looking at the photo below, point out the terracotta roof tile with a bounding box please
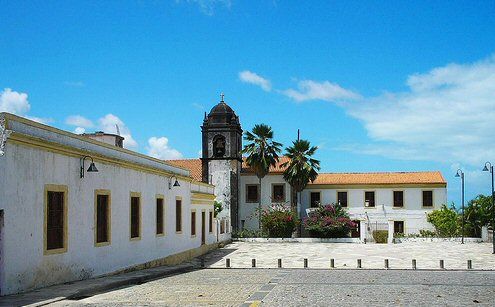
[167,159,203,182]
[241,156,290,173]
[310,171,446,185]
[167,157,446,186]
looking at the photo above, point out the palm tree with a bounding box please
[242,124,283,230]
[282,139,320,236]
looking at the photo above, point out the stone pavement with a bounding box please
[48,269,495,306]
[2,241,494,306]
[202,241,495,270]
[0,263,194,307]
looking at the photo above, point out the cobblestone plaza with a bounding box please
[204,242,495,270]
[41,241,495,306]
[50,269,495,306]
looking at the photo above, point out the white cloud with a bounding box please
[340,55,495,167]
[0,88,30,115]
[147,137,183,160]
[0,88,52,124]
[282,80,361,102]
[74,127,86,134]
[178,0,231,16]
[65,115,94,128]
[98,114,138,149]
[239,70,272,91]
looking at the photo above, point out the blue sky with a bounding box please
[1,1,495,205]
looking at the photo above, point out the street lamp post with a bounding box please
[455,169,465,244]
[482,162,494,254]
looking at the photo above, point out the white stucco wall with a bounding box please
[238,172,447,235]
[0,115,217,295]
[239,174,291,230]
[302,186,447,235]
[208,160,237,241]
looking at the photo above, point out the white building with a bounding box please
[169,100,448,242]
[0,113,219,296]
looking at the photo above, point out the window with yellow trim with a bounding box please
[209,210,213,233]
[130,196,140,239]
[176,199,182,232]
[191,211,196,236]
[156,198,164,235]
[46,191,65,250]
[96,193,110,244]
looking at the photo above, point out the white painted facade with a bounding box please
[239,174,291,230]
[302,186,447,241]
[207,159,237,242]
[0,113,218,295]
[239,173,447,240]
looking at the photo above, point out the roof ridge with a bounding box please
[318,171,442,174]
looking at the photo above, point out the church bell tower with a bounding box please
[201,94,242,231]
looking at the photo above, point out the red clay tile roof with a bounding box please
[167,158,446,186]
[167,159,203,182]
[310,171,446,185]
[241,156,291,173]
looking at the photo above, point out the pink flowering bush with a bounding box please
[260,204,300,238]
[303,203,357,238]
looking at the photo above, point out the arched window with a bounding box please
[213,135,226,157]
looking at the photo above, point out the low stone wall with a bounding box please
[394,237,483,243]
[234,238,361,243]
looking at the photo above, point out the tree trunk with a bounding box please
[291,186,297,213]
[290,185,299,238]
[296,191,302,237]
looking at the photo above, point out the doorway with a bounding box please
[351,220,360,238]
[201,211,206,245]
[394,221,405,235]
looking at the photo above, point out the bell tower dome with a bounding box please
[201,94,242,231]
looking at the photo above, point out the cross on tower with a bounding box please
[220,92,225,102]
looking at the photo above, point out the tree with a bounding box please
[427,204,459,237]
[241,124,282,229]
[282,139,320,236]
[464,194,493,237]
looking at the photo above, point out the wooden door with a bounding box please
[201,211,206,245]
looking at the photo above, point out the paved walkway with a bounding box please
[202,241,495,270]
[0,263,194,307]
[2,242,494,306]
[50,269,495,306]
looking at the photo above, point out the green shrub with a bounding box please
[373,230,388,243]
[214,201,222,218]
[419,229,436,237]
[427,205,459,237]
[232,229,266,238]
[260,204,300,238]
[464,194,493,237]
[303,203,357,238]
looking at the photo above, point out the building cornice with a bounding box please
[7,129,214,188]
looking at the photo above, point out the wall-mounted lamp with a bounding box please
[80,155,99,178]
[168,175,180,189]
